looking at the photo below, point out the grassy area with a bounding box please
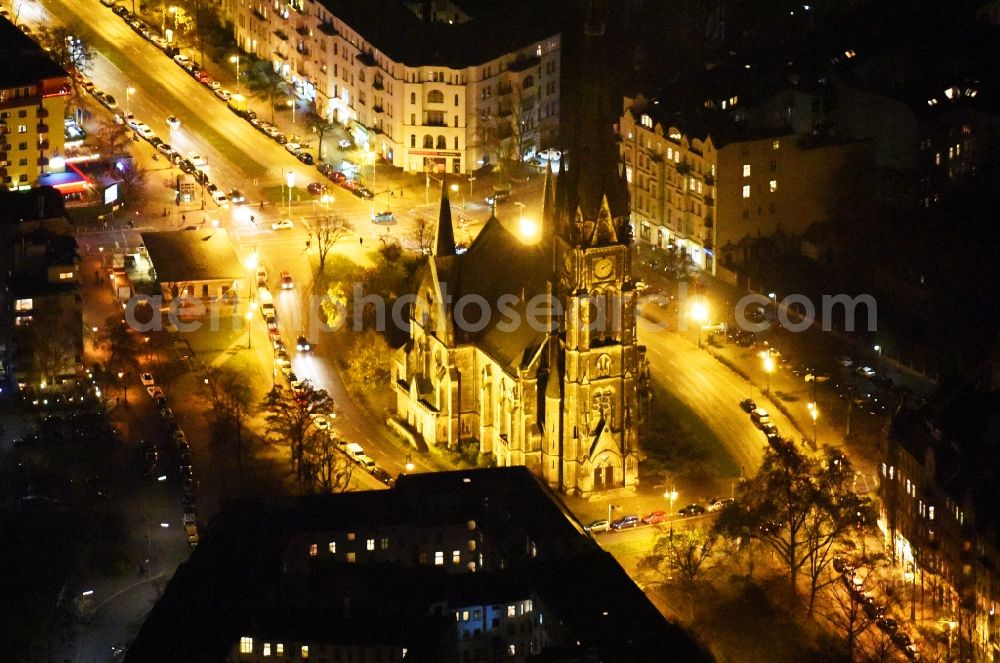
[643,379,740,481]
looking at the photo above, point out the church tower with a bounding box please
[542,0,647,495]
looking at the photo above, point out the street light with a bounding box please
[230,54,241,94]
[807,401,819,447]
[245,309,254,349]
[450,182,466,211]
[117,370,128,404]
[664,485,678,537]
[286,171,295,222]
[287,97,296,124]
[519,217,539,243]
[762,353,775,397]
[125,85,136,113]
[405,453,414,472]
[689,300,709,348]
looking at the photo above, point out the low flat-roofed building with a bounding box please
[140,230,248,304]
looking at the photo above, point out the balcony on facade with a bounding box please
[497,82,513,96]
[358,50,377,68]
[295,24,309,37]
[296,43,310,56]
[676,162,691,175]
[704,174,715,185]
[38,140,49,150]
[373,77,384,91]
[251,7,267,21]
[373,104,384,114]
[508,54,541,73]
[275,30,289,42]
[36,107,49,118]
[36,123,49,133]
[704,196,714,206]
[317,22,336,37]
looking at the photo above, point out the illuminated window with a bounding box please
[772,140,780,150]
[434,551,444,566]
[263,642,271,656]
[640,113,652,129]
[742,164,750,177]
[452,550,461,564]
[346,552,356,563]
[935,152,941,165]
[462,610,470,621]
[308,543,317,556]
[688,177,695,191]
[697,181,702,194]
[15,298,32,311]
[380,537,390,550]
[742,185,750,198]
[240,637,253,653]
[769,180,777,192]
[366,538,375,551]
[508,645,516,655]
[276,644,284,655]
[347,532,356,540]
[929,506,935,520]
[508,605,516,617]
[59,272,73,280]
[667,147,673,160]
[18,124,27,133]
[301,645,309,659]
[328,541,336,553]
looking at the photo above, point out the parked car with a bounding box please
[214,88,231,101]
[147,385,164,399]
[307,182,326,196]
[584,519,610,533]
[327,170,347,183]
[296,152,314,165]
[370,467,395,486]
[610,515,640,530]
[641,510,668,525]
[876,617,898,634]
[705,497,733,512]
[739,398,756,413]
[186,151,207,168]
[678,504,706,517]
[173,53,191,67]
[750,408,771,428]
[211,190,228,207]
[855,365,876,378]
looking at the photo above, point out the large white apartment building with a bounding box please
[224,0,561,174]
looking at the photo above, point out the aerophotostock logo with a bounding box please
[122,283,877,337]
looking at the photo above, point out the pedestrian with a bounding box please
[163,207,167,217]
[182,214,186,223]
[94,269,100,284]
[359,236,363,246]
[260,200,264,212]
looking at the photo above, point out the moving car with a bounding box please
[228,189,246,205]
[296,335,311,352]
[485,190,511,206]
[166,115,181,129]
[372,211,396,224]
[147,386,164,399]
[280,271,293,290]
[140,372,155,387]
[855,365,876,378]
[211,190,228,207]
[271,219,293,231]
[187,151,207,168]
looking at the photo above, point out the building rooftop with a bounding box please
[140,230,245,284]
[318,0,565,68]
[125,467,712,662]
[0,17,69,88]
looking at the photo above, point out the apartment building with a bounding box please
[0,17,73,190]
[880,389,1000,661]
[621,95,864,275]
[126,468,712,662]
[224,0,561,174]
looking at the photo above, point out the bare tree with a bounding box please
[408,216,434,254]
[261,381,336,489]
[639,528,721,586]
[14,298,79,388]
[308,115,339,164]
[36,24,95,78]
[247,60,289,124]
[301,431,353,494]
[203,365,255,471]
[94,118,133,161]
[314,213,353,272]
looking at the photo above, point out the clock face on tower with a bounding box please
[594,258,613,280]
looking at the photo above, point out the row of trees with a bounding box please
[639,446,897,660]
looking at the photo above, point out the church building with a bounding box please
[393,8,650,496]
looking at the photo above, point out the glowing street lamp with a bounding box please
[405,453,415,472]
[665,485,678,537]
[245,309,254,349]
[125,85,136,113]
[230,54,241,94]
[689,300,709,348]
[518,217,538,243]
[286,171,295,221]
[807,401,819,447]
[762,353,775,397]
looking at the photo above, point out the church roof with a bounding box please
[430,215,550,373]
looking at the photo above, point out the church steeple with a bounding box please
[542,162,556,240]
[434,179,456,257]
[553,0,630,248]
